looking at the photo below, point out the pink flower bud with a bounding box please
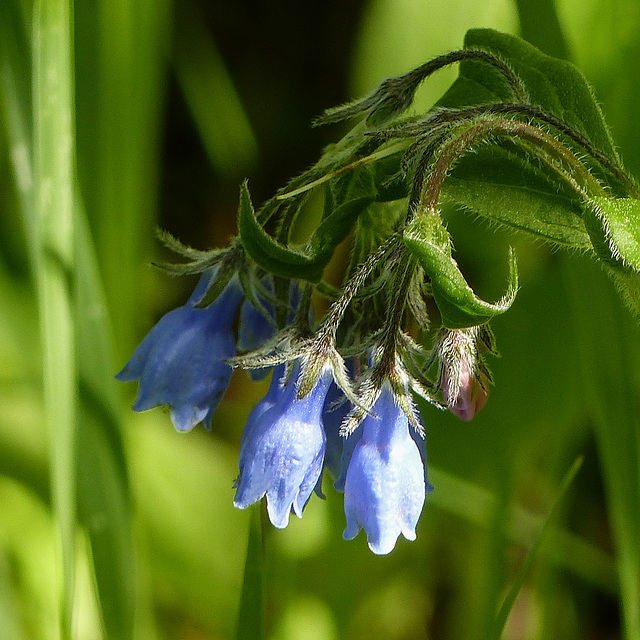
[442,358,489,421]
[437,327,492,421]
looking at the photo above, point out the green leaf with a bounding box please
[440,29,618,160]
[403,211,518,328]
[604,267,640,319]
[74,0,173,359]
[75,206,134,640]
[583,196,640,271]
[431,29,627,247]
[33,0,78,637]
[442,147,590,247]
[239,181,373,283]
[238,182,325,282]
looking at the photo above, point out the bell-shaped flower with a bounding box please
[116,269,243,431]
[233,363,332,528]
[238,364,286,454]
[343,385,427,554]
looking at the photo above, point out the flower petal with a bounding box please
[343,386,426,554]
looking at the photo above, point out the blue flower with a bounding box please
[343,385,428,554]
[116,269,243,431]
[322,379,361,491]
[237,283,277,355]
[238,364,286,454]
[233,363,332,528]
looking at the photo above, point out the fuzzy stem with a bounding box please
[316,234,400,344]
[418,104,639,197]
[374,249,418,384]
[418,118,605,217]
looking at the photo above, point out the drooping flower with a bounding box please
[233,363,333,528]
[116,269,243,431]
[238,364,286,454]
[343,384,428,555]
[237,282,278,355]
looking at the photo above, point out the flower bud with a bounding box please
[437,327,491,421]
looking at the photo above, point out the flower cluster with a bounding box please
[118,37,640,553]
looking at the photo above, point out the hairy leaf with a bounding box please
[584,196,640,271]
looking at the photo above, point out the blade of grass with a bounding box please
[75,199,135,640]
[33,0,77,637]
[235,505,264,640]
[74,0,173,359]
[74,0,173,629]
[5,6,139,635]
[428,466,616,593]
[563,255,640,640]
[0,0,34,259]
[487,456,584,640]
[0,555,27,640]
[173,0,258,178]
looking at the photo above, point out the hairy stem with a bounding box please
[418,118,605,217]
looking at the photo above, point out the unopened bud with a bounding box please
[442,356,489,421]
[437,327,492,421]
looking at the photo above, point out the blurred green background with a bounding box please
[1,0,640,638]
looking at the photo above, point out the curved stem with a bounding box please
[418,118,605,218]
[414,104,639,197]
[316,233,401,344]
[395,47,529,106]
[315,47,529,126]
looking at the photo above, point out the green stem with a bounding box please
[418,118,605,217]
[33,0,77,637]
[487,456,584,640]
[376,249,417,381]
[418,104,639,197]
[235,506,265,640]
[317,233,400,344]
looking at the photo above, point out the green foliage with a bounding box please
[437,29,632,240]
[441,148,591,246]
[564,256,640,640]
[404,212,518,328]
[235,507,264,640]
[237,180,353,283]
[440,28,618,157]
[32,2,77,637]
[584,196,640,270]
